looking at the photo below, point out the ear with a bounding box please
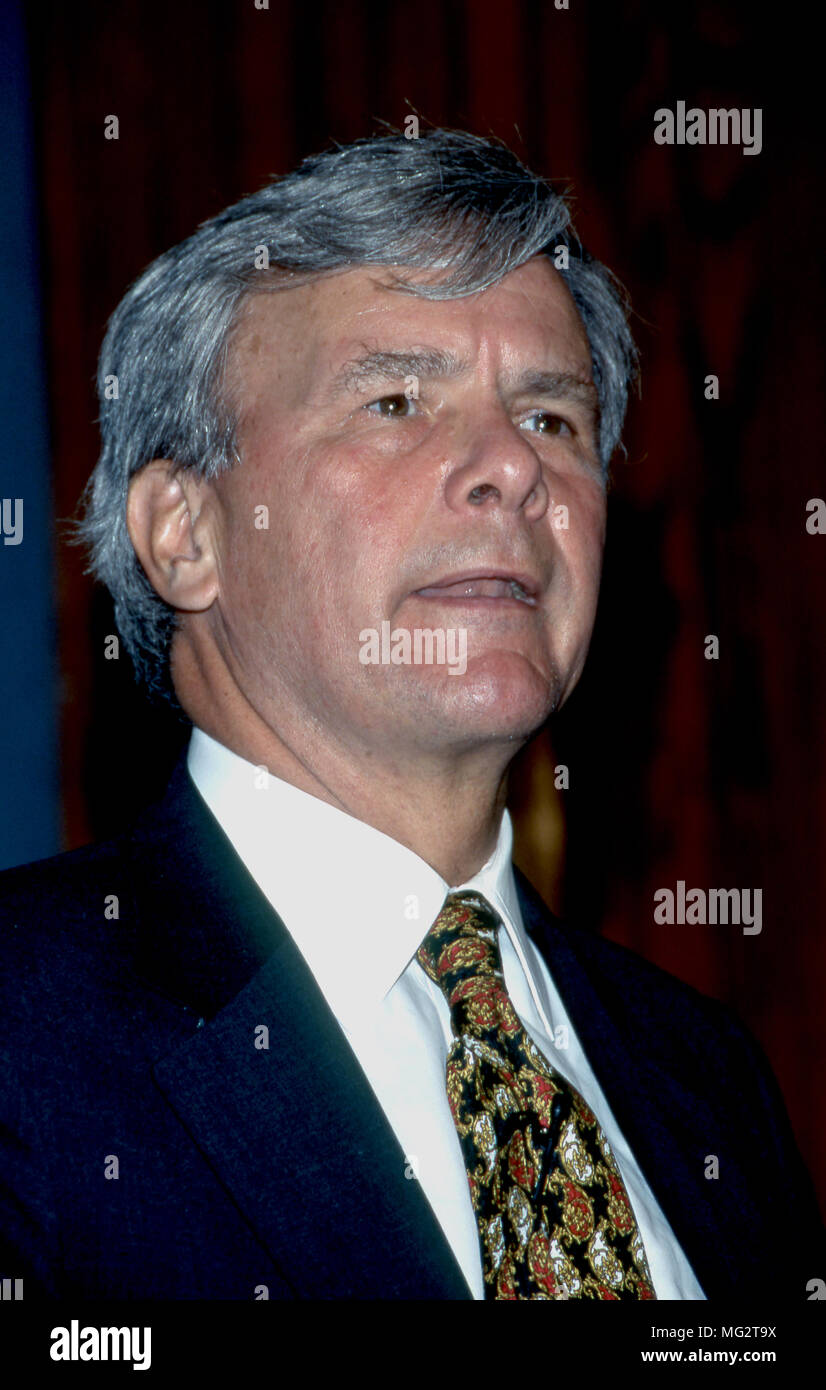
[126,460,219,612]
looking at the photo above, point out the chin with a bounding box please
[413,649,560,744]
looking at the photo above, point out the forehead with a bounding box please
[228,256,592,407]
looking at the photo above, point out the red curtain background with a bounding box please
[23,0,825,1210]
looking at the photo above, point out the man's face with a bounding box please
[202,255,606,764]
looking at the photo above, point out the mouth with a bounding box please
[413,570,540,607]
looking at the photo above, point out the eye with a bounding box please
[365,393,415,418]
[520,412,573,437]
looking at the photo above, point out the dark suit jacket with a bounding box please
[0,755,823,1299]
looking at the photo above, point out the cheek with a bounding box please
[550,495,605,636]
[579,528,605,591]
[568,488,606,578]
[259,479,403,634]
[303,443,417,565]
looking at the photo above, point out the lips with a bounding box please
[414,571,539,606]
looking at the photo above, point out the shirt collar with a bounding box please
[186,727,521,1023]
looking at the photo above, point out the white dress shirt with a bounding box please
[187,726,705,1300]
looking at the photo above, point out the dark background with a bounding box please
[5,0,824,1209]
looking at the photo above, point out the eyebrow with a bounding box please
[329,348,464,395]
[328,347,599,417]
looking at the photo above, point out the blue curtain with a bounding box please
[0,0,59,869]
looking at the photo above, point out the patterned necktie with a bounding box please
[416,891,657,1300]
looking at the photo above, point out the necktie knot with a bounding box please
[417,892,520,1039]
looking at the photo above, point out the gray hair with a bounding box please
[73,127,638,707]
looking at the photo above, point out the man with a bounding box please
[0,129,822,1301]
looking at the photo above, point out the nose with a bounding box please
[442,406,550,522]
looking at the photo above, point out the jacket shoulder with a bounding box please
[518,867,709,992]
[516,867,770,1071]
[0,833,129,915]
[0,832,139,1036]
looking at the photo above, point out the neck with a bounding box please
[174,643,512,885]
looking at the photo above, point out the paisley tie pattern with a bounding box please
[416,892,657,1300]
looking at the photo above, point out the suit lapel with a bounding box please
[127,756,471,1299]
